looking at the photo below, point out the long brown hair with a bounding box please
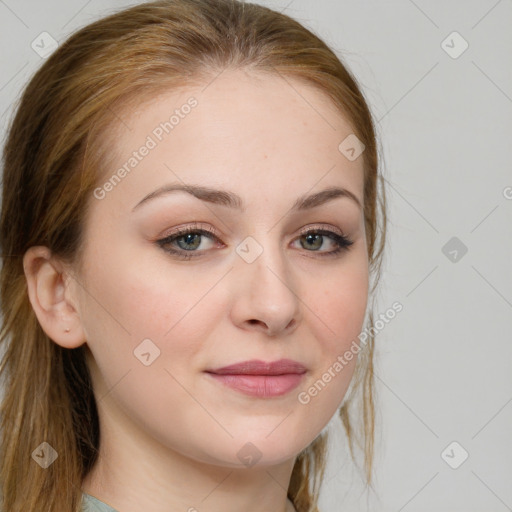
[0,1,387,510]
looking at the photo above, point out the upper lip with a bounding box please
[206,358,307,376]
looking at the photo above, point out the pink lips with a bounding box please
[205,359,307,398]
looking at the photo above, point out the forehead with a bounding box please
[96,68,365,213]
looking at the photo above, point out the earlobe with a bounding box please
[23,246,86,349]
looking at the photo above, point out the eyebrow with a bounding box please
[131,183,362,212]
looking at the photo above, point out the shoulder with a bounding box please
[82,492,119,512]
[0,493,118,512]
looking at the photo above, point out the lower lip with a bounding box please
[206,373,305,397]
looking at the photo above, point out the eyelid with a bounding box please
[158,222,220,240]
[297,223,346,238]
[159,222,348,241]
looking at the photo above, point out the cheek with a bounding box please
[311,256,369,352]
[298,256,369,415]
[324,275,368,344]
[78,258,220,433]
[78,254,222,371]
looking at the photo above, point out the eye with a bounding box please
[156,223,354,260]
[156,222,222,260]
[293,225,354,257]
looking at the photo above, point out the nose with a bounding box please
[229,237,301,337]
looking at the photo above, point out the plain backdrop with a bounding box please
[1,1,511,511]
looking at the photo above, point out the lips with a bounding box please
[206,358,307,376]
[205,359,307,398]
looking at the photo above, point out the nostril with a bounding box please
[247,319,270,331]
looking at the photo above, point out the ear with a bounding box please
[23,246,86,349]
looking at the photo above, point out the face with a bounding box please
[73,68,369,468]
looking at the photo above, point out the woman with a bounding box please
[0,0,387,511]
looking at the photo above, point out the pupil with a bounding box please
[179,233,200,250]
[304,234,321,250]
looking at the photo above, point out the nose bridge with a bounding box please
[238,229,289,288]
[231,229,300,333]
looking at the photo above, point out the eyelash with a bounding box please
[156,222,354,261]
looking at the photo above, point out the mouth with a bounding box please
[206,358,307,376]
[204,359,307,398]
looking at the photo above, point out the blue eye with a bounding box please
[156,223,353,260]
[156,225,220,260]
[296,229,354,256]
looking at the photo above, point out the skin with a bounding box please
[23,68,369,512]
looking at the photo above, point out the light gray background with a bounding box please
[1,1,511,511]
